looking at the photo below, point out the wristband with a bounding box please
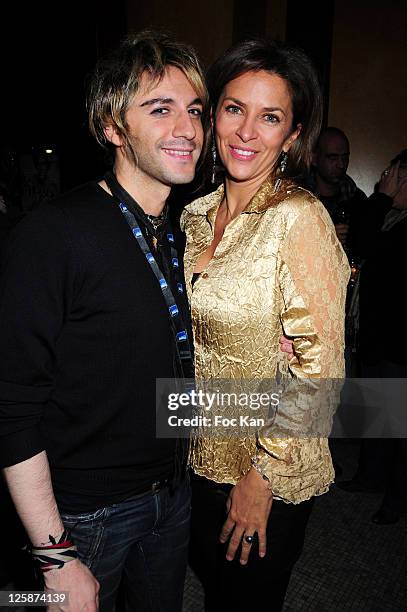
[30,530,78,573]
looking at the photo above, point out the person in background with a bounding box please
[308,126,367,259]
[338,150,407,525]
[0,31,207,611]
[182,38,349,611]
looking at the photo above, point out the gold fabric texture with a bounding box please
[181,176,350,504]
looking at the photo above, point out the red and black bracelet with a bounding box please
[30,530,78,573]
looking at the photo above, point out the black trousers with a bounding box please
[356,360,407,511]
[189,473,314,612]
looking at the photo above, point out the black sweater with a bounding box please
[0,182,187,512]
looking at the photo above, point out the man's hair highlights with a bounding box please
[87,30,209,152]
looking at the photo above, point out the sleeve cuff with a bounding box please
[0,428,45,468]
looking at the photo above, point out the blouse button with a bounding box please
[201,272,209,279]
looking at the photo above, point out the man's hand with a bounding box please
[279,335,294,359]
[45,559,99,611]
[219,468,273,565]
[334,223,349,246]
[378,161,400,198]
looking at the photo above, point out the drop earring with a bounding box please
[279,151,288,173]
[273,151,288,193]
[211,133,217,184]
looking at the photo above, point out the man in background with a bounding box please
[308,126,367,259]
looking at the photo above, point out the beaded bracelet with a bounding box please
[30,530,78,572]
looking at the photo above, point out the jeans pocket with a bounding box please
[61,507,106,570]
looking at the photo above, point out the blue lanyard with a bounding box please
[104,172,194,380]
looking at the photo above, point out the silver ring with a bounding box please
[244,535,254,544]
[383,169,390,176]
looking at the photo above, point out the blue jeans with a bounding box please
[60,478,191,612]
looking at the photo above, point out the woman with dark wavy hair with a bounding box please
[181,38,350,610]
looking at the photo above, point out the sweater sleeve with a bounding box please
[0,205,75,467]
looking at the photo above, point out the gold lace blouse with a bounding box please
[180,177,350,503]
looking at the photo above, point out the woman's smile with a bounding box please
[214,70,300,189]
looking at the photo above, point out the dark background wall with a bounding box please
[0,1,127,190]
[0,1,405,195]
[329,0,407,194]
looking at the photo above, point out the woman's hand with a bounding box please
[219,468,273,565]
